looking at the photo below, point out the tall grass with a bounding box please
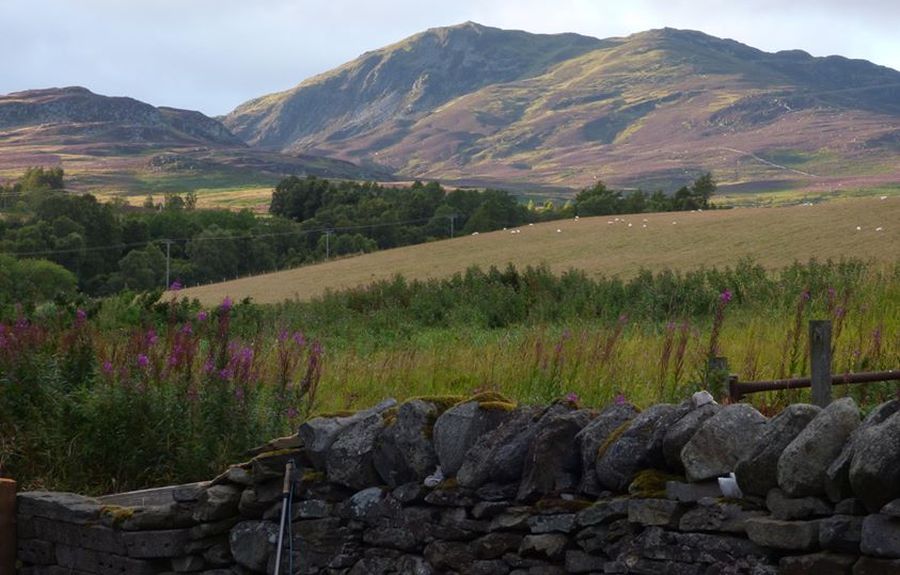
[0,258,896,493]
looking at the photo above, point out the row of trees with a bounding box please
[0,168,717,304]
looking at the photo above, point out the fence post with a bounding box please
[0,478,15,574]
[809,320,833,408]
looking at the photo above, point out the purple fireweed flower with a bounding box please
[197,310,208,322]
[614,393,627,405]
[565,392,580,404]
[203,358,215,373]
[145,329,158,346]
[293,331,305,347]
[801,289,811,301]
[75,308,87,325]
[102,360,113,374]
[720,289,733,304]
[278,329,289,342]
[169,280,183,291]
[220,296,233,312]
[219,367,234,380]
[180,323,193,335]
[137,354,149,368]
[286,406,299,420]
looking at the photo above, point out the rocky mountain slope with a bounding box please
[0,87,385,191]
[225,23,900,192]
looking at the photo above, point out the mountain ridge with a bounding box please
[224,23,900,192]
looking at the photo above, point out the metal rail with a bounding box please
[728,370,900,402]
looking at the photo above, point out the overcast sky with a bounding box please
[2,0,898,116]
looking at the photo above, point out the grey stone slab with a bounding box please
[745,517,821,551]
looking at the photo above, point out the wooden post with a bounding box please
[0,478,15,574]
[809,320,833,407]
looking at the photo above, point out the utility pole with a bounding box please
[324,229,333,260]
[162,239,174,288]
[448,213,458,238]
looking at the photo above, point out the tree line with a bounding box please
[0,168,717,308]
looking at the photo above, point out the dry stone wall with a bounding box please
[16,392,900,574]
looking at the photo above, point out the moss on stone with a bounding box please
[467,391,513,405]
[309,409,357,419]
[301,470,326,483]
[437,477,459,490]
[381,406,399,427]
[409,394,467,413]
[100,505,135,527]
[253,448,300,460]
[478,400,518,412]
[628,469,683,499]
[596,420,633,459]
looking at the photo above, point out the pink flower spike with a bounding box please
[137,354,149,368]
[720,289,733,304]
[565,392,580,404]
[220,296,233,311]
[197,310,208,322]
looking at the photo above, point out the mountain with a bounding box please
[0,87,387,192]
[225,23,900,193]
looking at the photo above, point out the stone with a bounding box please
[424,485,476,507]
[54,544,157,574]
[171,555,206,572]
[678,499,765,534]
[526,514,576,534]
[575,498,629,526]
[745,517,820,551]
[16,539,56,565]
[680,403,767,482]
[574,403,639,495]
[472,532,524,559]
[819,515,864,554]
[203,541,232,566]
[835,498,869,516]
[326,410,388,490]
[490,508,533,532]
[472,501,511,519]
[734,403,821,496]
[363,527,418,551]
[519,534,568,560]
[778,552,856,575]
[826,399,900,502]
[665,480,721,502]
[476,482,519,502]
[118,503,193,531]
[172,482,209,502]
[16,491,101,524]
[424,540,475,571]
[298,398,397,469]
[28,516,126,554]
[293,499,330,520]
[860,514,900,558]
[192,484,242,522]
[766,488,833,520]
[229,520,278,572]
[778,397,859,497]
[393,482,427,504]
[345,486,394,522]
[564,549,607,573]
[517,409,596,501]
[662,402,721,471]
[122,529,191,558]
[849,410,900,512]
[466,559,511,575]
[373,399,443,488]
[250,449,304,483]
[595,403,681,491]
[627,498,685,528]
[433,398,516,476]
[457,405,548,489]
[396,555,435,575]
[853,556,900,574]
[631,526,771,564]
[884,499,900,518]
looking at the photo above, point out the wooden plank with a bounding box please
[0,478,16,575]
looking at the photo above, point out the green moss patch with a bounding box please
[628,469,683,499]
[596,420,633,459]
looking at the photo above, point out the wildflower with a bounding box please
[197,310,209,322]
[719,289,733,304]
[145,329,158,346]
[565,392,580,404]
[75,308,87,326]
[137,354,149,368]
[286,406,299,420]
[102,360,113,374]
[169,280,183,291]
[614,393,627,405]
[220,296,233,312]
[293,331,305,347]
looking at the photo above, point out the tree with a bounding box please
[117,244,166,291]
[575,181,623,216]
[19,167,65,192]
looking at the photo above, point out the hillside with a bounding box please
[178,196,900,305]
[225,23,900,193]
[0,87,386,192]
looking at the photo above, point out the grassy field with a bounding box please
[179,196,900,305]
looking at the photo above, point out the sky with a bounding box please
[2,0,898,116]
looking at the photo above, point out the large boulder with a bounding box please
[662,402,722,471]
[849,410,900,512]
[373,399,447,488]
[777,397,859,497]
[735,404,821,497]
[433,394,516,476]
[456,405,550,489]
[826,399,900,503]
[595,403,683,491]
[680,404,767,482]
[299,399,397,470]
[229,520,278,572]
[517,409,596,501]
[576,402,640,495]
[326,411,389,490]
